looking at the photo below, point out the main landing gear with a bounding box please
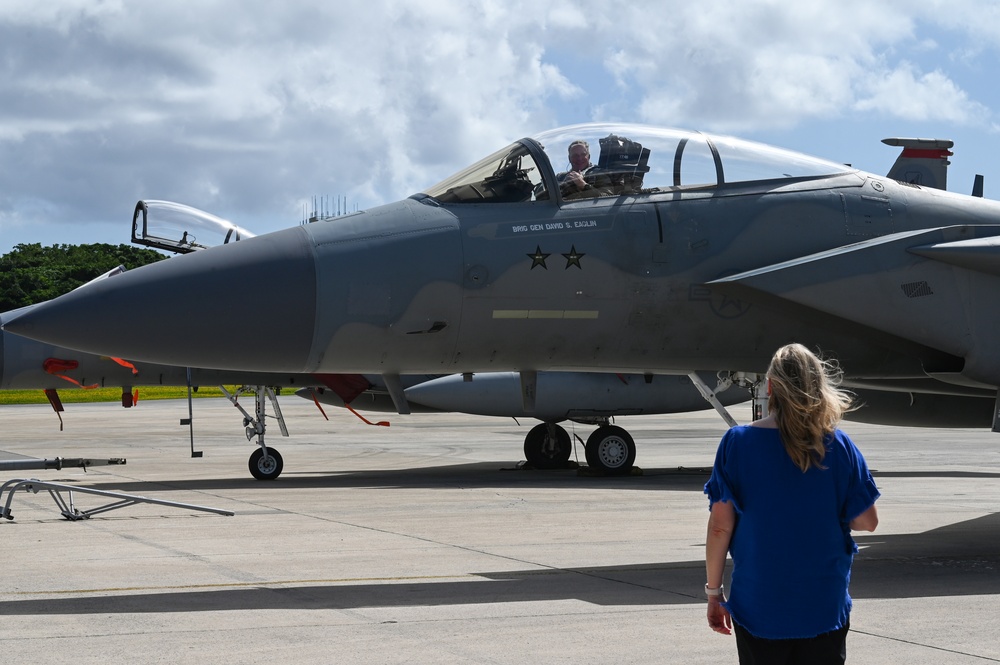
[522,423,572,469]
[584,424,636,473]
[522,420,636,475]
[222,386,288,480]
[520,372,764,475]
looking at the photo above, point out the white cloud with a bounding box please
[854,63,990,124]
[1,0,998,252]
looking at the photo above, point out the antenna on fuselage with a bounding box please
[302,195,355,224]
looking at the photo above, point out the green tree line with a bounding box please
[0,243,167,312]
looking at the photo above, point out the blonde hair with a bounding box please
[767,343,854,472]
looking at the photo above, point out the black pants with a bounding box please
[734,621,849,665]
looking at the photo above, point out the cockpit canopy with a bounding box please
[421,123,854,204]
[132,200,255,254]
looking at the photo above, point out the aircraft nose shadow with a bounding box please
[55,462,716,494]
[2,510,998,619]
[0,562,703,617]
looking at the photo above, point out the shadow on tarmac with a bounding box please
[1,514,997,616]
[32,462,718,494]
[25,462,1000,497]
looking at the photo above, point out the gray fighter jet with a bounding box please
[8,122,1000,458]
[3,199,750,477]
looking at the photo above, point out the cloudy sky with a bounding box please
[2,0,999,254]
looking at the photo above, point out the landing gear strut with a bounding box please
[222,386,288,480]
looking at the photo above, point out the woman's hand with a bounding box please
[707,595,732,635]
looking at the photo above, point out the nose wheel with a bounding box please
[248,447,284,481]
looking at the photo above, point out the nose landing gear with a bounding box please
[222,385,289,480]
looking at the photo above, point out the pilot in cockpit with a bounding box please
[557,140,607,200]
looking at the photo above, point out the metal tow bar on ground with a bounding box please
[0,478,235,521]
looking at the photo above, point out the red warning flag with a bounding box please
[42,358,99,389]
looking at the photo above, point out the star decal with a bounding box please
[712,294,752,318]
[562,245,585,269]
[527,245,550,270]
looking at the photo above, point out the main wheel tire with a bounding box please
[523,423,572,469]
[249,447,284,480]
[585,426,636,475]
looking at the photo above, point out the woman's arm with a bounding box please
[850,503,879,532]
[706,500,735,586]
[705,500,735,635]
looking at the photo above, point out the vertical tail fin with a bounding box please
[882,138,954,191]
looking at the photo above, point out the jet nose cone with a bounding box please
[3,227,318,372]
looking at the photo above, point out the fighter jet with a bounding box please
[4,199,751,477]
[8,122,1000,456]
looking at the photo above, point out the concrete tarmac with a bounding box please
[1,397,998,664]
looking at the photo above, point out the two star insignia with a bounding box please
[528,245,584,270]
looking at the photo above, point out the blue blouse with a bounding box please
[704,425,880,639]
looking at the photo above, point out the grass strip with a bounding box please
[0,385,242,406]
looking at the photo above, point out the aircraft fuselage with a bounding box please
[8,124,1000,391]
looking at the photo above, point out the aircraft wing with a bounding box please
[707,224,1000,387]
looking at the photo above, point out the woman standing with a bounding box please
[704,343,880,664]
